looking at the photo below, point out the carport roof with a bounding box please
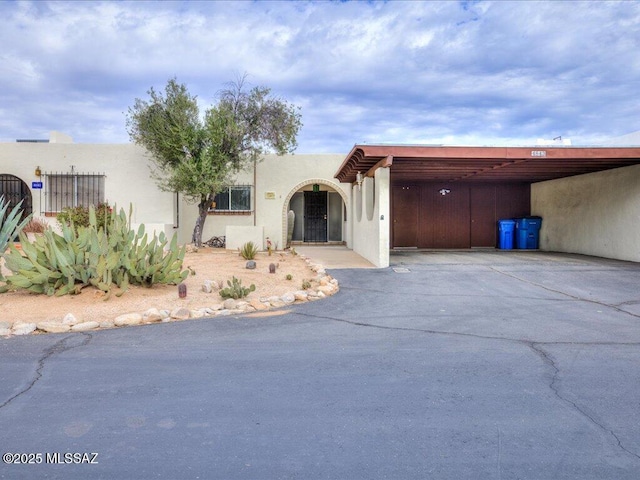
[334,144,640,184]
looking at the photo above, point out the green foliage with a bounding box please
[1,196,31,253]
[286,274,293,281]
[0,196,31,287]
[57,203,112,233]
[240,241,258,260]
[219,276,256,300]
[302,280,312,290]
[126,75,302,247]
[56,205,89,230]
[2,205,188,297]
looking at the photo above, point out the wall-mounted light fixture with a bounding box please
[439,188,451,196]
[35,166,41,177]
[356,171,363,191]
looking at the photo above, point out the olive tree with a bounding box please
[126,76,302,246]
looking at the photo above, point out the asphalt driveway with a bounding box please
[1,251,639,479]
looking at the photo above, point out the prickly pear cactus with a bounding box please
[2,204,188,297]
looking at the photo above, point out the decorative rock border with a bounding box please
[1,255,338,337]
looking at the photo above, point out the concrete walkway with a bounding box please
[294,245,376,269]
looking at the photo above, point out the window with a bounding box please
[44,172,105,213]
[211,186,251,213]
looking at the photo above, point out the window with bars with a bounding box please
[44,172,105,213]
[210,185,252,213]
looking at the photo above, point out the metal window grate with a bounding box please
[44,171,105,213]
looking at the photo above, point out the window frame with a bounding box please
[209,185,252,214]
[43,172,106,214]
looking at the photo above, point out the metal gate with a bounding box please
[0,174,32,223]
[304,191,327,242]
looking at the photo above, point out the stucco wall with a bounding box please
[350,167,390,268]
[0,141,176,233]
[1,138,349,250]
[187,153,349,249]
[531,164,640,262]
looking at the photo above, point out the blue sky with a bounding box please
[1,0,639,152]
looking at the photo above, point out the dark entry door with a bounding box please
[304,191,327,242]
[392,185,419,247]
[470,185,496,247]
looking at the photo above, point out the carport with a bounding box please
[335,145,640,266]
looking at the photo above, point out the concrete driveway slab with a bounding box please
[1,251,639,479]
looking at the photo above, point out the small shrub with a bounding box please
[302,279,311,290]
[57,205,89,229]
[220,276,256,299]
[57,203,112,232]
[286,274,293,281]
[22,217,48,234]
[240,241,258,260]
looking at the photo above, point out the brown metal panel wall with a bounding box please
[392,182,530,249]
[470,185,497,247]
[496,184,531,220]
[391,185,420,247]
[417,183,470,248]
[432,184,470,248]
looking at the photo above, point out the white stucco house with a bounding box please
[0,131,350,256]
[1,130,640,267]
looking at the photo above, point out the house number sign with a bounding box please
[530,150,547,157]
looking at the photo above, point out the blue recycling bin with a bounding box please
[515,216,542,249]
[497,219,516,249]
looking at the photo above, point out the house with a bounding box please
[2,131,640,268]
[0,132,349,253]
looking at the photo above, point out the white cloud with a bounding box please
[0,0,639,150]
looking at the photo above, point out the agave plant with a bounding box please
[0,196,31,286]
[0,196,31,255]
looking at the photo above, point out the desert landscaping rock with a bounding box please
[71,321,100,332]
[317,284,336,295]
[281,292,295,304]
[0,321,10,330]
[12,323,36,335]
[37,321,71,333]
[143,308,164,322]
[62,313,79,326]
[246,260,256,269]
[223,298,238,310]
[293,290,308,302]
[202,279,219,293]
[114,313,143,327]
[170,307,190,320]
[249,299,269,311]
[0,327,11,336]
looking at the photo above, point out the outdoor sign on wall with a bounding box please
[264,191,276,199]
[31,181,43,189]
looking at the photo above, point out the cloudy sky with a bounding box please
[1,0,639,152]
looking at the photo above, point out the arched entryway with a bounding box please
[281,179,348,247]
[0,174,32,222]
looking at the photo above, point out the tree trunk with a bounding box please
[192,195,214,247]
